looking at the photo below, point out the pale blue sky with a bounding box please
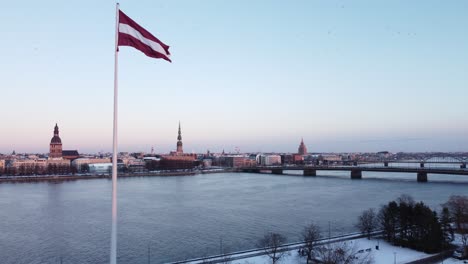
[1,0,467,154]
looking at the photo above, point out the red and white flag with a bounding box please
[118,10,171,62]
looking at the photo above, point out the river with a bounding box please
[0,171,467,263]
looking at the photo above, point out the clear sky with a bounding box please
[1,0,467,154]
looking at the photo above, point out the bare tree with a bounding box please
[356,208,377,240]
[397,194,415,206]
[258,232,288,264]
[443,195,468,250]
[317,241,373,264]
[302,223,321,263]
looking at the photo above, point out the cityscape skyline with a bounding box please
[1,122,467,154]
[1,0,467,153]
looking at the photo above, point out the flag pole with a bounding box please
[111,2,120,264]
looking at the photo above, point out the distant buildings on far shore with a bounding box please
[6,122,459,176]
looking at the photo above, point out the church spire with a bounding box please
[298,137,307,155]
[177,121,182,141]
[54,123,59,136]
[176,121,183,153]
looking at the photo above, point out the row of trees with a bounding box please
[257,223,372,264]
[259,195,467,264]
[1,164,78,176]
[355,194,468,254]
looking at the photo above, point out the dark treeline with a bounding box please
[356,194,467,254]
[379,195,447,253]
[1,164,77,176]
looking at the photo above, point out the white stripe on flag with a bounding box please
[118,23,170,58]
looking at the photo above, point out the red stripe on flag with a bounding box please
[118,10,171,62]
[119,33,171,62]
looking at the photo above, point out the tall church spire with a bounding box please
[298,137,307,155]
[176,121,183,153]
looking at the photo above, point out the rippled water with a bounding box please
[0,172,467,263]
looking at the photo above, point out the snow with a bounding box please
[440,258,468,264]
[228,238,432,264]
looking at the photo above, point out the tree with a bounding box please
[443,195,468,231]
[440,207,454,247]
[258,232,288,264]
[378,201,399,243]
[379,197,446,253]
[356,208,377,240]
[301,223,321,263]
[444,195,468,251]
[317,241,373,264]
[397,195,415,243]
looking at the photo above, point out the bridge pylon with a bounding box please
[303,169,316,176]
[417,172,428,182]
[351,169,362,179]
[271,169,283,175]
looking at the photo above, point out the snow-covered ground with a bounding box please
[220,238,432,264]
[440,258,468,264]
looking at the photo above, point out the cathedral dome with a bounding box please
[50,135,62,144]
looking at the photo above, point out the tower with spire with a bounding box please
[49,123,63,159]
[176,122,183,154]
[298,138,308,155]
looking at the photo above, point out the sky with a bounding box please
[1,0,467,154]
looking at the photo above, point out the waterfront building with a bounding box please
[6,157,70,175]
[72,158,111,172]
[0,160,4,173]
[202,159,212,168]
[257,154,282,166]
[161,123,197,170]
[48,124,79,161]
[298,138,308,155]
[49,124,63,159]
[218,156,256,168]
[88,163,112,174]
[293,153,304,163]
[62,150,80,161]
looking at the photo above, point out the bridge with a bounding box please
[321,158,467,169]
[238,165,468,182]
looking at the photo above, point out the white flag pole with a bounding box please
[111,2,120,264]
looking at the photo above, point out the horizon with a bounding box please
[1,0,467,153]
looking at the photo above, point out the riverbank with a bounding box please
[0,168,233,183]
[173,232,445,264]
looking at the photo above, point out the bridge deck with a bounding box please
[240,166,468,176]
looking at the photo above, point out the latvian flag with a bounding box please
[118,10,171,62]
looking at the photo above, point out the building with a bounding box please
[218,156,256,168]
[292,154,304,163]
[160,123,197,170]
[62,150,80,161]
[298,138,308,155]
[257,154,282,166]
[176,122,183,154]
[0,160,4,174]
[89,163,112,174]
[49,123,63,159]
[72,158,111,172]
[48,123,79,160]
